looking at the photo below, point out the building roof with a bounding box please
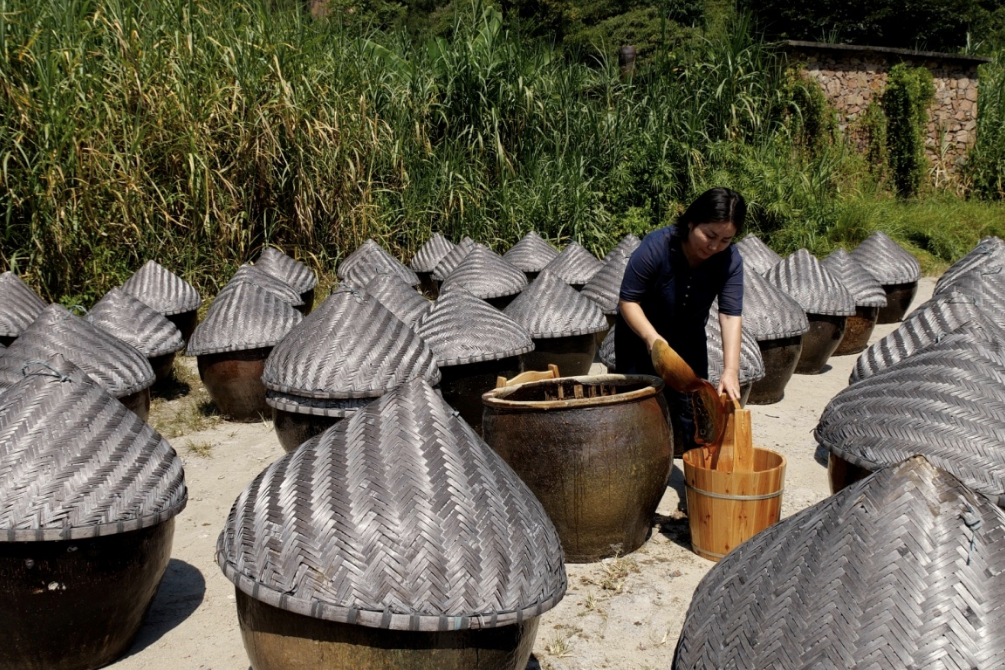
[785,40,991,65]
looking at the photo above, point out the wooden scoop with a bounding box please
[651,340,728,446]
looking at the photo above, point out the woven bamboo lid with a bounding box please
[504,270,608,338]
[121,260,202,316]
[765,249,856,316]
[337,239,419,287]
[410,233,455,273]
[0,272,46,340]
[603,234,641,264]
[933,260,1005,309]
[673,457,1005,669]
[734,235,782,275]
[821,248,888,308]
[503,231,559,273]
[431,237,477,281]
[707,305,765,386]
[261,286,441,402]
[439,246,528,300]
[416,288,534,366]
[819,325,1005,503]
[850,231,921,284]
[0,304,155,398]
[936,237,1005,291]
[218,264,304,309]
[0,356,186,542]
[88,288,185,358]
[850,291,1005,384]
[364,273,430,328]
[543,242,603,286]
[217,378,566,631]
[740,262,810,341]
[254,246,317,294]
[582,252,630,315]
[186,283,303,357]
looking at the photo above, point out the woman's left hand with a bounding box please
[717,367,741,401]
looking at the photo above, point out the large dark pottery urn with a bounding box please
[188,282,303,422]
[0,356,187,670]
[237,592,538,670]
[821,248,888,356]
[0,304,156,422]
[218,379,565,670]
[198,348,273,421]
[254,246,318,315]
[263,287,441,451]
[0,271,46,347]
[747,336,803,405]
[505,270,607,378]
[849,231,921,325]
[482,374,673,562]
[834,305,880,355]
[877,281,919,323]
[0,522,175,670]
[437,359,521,433]
[765,250,855,376]
[817,324,1005,506]
[121,260,202,344]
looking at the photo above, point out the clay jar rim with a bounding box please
[481,374,664,411]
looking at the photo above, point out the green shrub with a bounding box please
[967,53,1005,198]
[882,63,934,198]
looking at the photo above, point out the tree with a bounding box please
[740,0,1000,53]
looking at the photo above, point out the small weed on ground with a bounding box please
[184,441,215,458]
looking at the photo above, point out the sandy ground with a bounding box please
[107,277,936,670]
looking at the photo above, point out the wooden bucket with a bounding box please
[682,446,786,562]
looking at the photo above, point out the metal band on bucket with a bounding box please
[684,483,785,502]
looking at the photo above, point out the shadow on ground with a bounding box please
[123,559,206,658]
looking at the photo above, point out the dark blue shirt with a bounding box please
[615,225,743,378]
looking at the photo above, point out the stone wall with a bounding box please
[787,45,984,173]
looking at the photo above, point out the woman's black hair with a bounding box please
[676,187,746,239]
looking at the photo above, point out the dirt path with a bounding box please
[108,278,936,670]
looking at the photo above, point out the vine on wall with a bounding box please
[882,63,935,197]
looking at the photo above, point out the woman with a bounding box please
[615,187,745,452]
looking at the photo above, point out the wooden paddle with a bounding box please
[708,395,753,473]
[651,340,729,446]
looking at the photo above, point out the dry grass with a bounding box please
[184,440,215,458]
[148,359,222,439]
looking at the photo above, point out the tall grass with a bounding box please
[0,0,995,302]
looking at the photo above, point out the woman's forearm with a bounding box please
[619,300,665,351]
[719,313,742,373]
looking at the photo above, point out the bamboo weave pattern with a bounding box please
[217,378,566,631]
[0,304,155,397]
[765,249,856,316]
[186,282,303,356]
[364,273,431,328]
[218,264,304,308]
[503,231,559,273]
[735,235,782,275]
[262,287,440,399]
[417,288,534,366]
[543,242,603,286]
[432,237,477,281]
[674,457,1005,669]
[739,266,809,341]
[410,233,456,273]
[254,246,318,294]
[821,248,888,307]
[850,230,921,284]
[121,260,202,316]
[337,239,419,287]
[0,272,46,339]
[439,246,528,300]
[504,270,607,338]
[582,252,630,315]
[88,288,185,358]
[0,356,186,541]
